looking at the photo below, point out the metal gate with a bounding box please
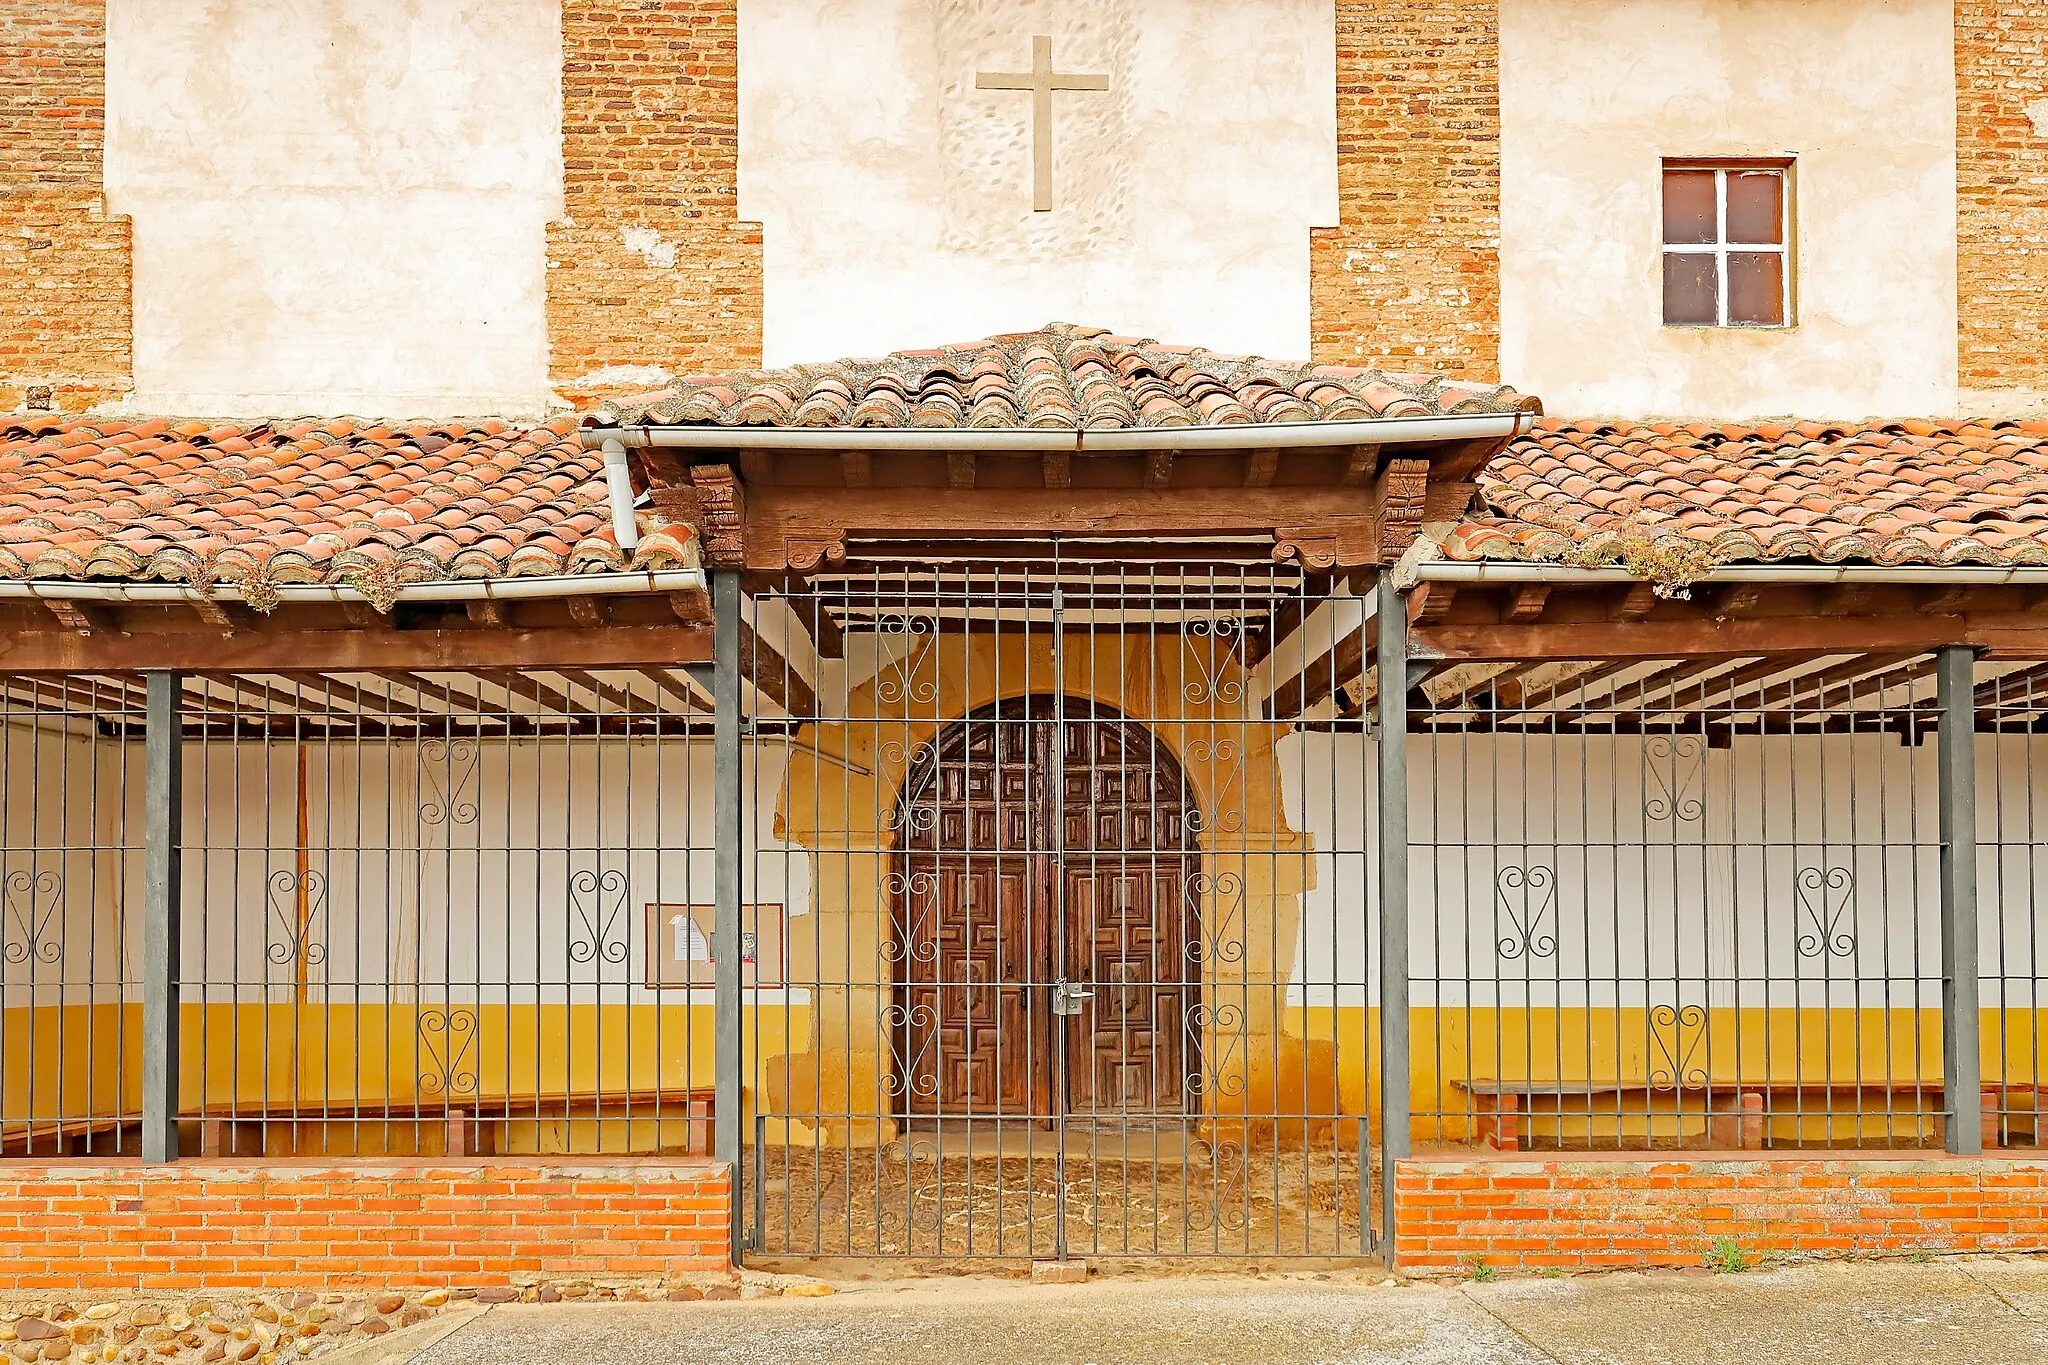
[738,548,1379,1258]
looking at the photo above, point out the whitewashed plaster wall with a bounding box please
[737,0,1337,364]
[1497,0,1958,419]
[104,0,563,418]
[1280,730,2048,1010]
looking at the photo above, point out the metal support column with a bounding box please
[711,570,745,1259]
[1373,574,1411,1257]
[1937,644,1982,1156]
[140,671,184,1163]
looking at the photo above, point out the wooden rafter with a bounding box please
[738,618,818,718]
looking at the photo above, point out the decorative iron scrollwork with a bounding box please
[1182,619,1246,707]
[1184,1002,1248,1100]
[1,867,61,966]
[880,871,941,966]
[1183,1136,1251,1233]
[1795,866,1857,958]
[872,615,940,707]
[1182,872,1245,966]
[419,737,480,827]
[881,1002,940,1099]
[266,868,328,968]
[1180,738,1244,838]
[1644,735,1706,823]
[1494,865,1557,961]
[567,867,631,966]
[1648,1003,1708,1091]
[417,1008,479,1097]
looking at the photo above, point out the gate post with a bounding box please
[141,671,184,1164]
[711,571,745,1259]
[1373,574,1411,1258]
[1936,644,1982,1156]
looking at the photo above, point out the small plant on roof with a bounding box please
[1708,1237,1749,1274]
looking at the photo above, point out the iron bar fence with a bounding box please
[1,572,2045,1263]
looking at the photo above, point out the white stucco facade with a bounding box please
[737,0,1338,364]
[1496,0,1959,419]
[104,0,563,418]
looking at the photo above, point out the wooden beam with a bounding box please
[1244,449,1278,487]
[1503,584,1550,623]
[738,451,773,486]
[554,667,645,715]
[788,599,845,659]
[741,486,1382,570]
[1519,658,1671,709]
[947,451,976,490]
[635,667,709,714]
[739,618,818,718]
[465,600,510,629]
[1412,617,1976,663]
[1612,582,1660,622]
[668,587,713,624]
[1269,618,1375,720]
[1144,450,1174,490]
[189,597,249,632]
[565,596,610,628]
[1408,582,1456,625]
[1043,451,1071,489]
[0,626,716,674]
[840,451,871,489]
[1340,444,1381,486]
[475,669,581,717]
[40,599,114,635]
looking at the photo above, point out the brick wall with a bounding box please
[1310,1,1500,378]
[0,0,130,414]
[1957,2,2048,403]
[548,0,763,406]
[0,1161,730,1292]
[1396,1154,2048,1273]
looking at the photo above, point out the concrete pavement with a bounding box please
[410,1257,2048,1365]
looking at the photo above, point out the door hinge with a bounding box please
[1050,978,1094,1016]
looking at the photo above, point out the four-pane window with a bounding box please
[1662,161,1791,327]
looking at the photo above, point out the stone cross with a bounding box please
[975,35,1110,212]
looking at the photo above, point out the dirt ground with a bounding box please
[749,1142,1375,1258]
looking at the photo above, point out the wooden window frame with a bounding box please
[1661,158,1795,329]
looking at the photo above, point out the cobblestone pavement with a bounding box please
[411,1257,2048,1365]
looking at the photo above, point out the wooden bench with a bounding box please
[1453,1078,2048,1152]
[195,1087,716,1158]
[5,1089,714,1159]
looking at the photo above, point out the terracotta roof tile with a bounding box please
[1450,418,2048,571]
[0,415,693,607]
[587,322,1541,430]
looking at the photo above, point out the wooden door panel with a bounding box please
[1061,861,1191,1116]
[901,858,1046,1115]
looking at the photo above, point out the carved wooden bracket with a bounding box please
[1272,524,1377,570]
[783,533,849,574]
[688,464,746,568]
[1374,457,1430,562]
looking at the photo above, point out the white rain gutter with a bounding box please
[1412,563,2048,586]
[598,438,641,550]
[0,568,707,607]
[579,410,1539,453]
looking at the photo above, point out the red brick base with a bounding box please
[0,1161,730,1292]
[1396,1152,2048,1272]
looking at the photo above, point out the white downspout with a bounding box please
[600,438,640,552]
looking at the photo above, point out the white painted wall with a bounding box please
[1281,730,2048,1010]
[104,0,563,418]
[1497,0,1958,419]
[738,0,1337,364]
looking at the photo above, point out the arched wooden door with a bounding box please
[892,697,1198,1120]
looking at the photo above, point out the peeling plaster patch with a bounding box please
[575,363,674,387]
[621,226,678,270]
[2028,97,2048,137]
